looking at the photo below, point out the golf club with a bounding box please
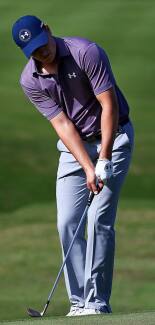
[27,190,95,317]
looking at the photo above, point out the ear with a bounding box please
[44,24,52,35]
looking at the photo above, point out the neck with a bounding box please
[36,57,58,75]
[42,60,58,75]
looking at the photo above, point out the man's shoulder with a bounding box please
[20,58,37,88]
[63,36,95,52]
[62,36,98,67]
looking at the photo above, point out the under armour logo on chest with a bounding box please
[68,72,77,79]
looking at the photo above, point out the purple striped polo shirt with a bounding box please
[20,36,129,137]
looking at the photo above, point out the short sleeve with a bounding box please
[82,43,115,95]
[21,83,63,120]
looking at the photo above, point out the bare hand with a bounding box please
[86,167,104,194]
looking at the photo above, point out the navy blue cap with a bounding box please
[12,15,48,58]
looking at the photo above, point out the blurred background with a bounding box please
[0,0,155,321]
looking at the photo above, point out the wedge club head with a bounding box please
[27,308,43,317]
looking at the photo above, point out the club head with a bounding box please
[27,308,43,317]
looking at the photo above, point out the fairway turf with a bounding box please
[1,0,155,212]
[1,312,155,325]
[0,0,155,322]
[0,202,155,320]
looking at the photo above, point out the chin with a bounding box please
[43,56,54,64]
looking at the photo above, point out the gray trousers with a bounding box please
[56,121,134,311]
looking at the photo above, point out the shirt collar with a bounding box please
[54,37,70,58]
[31,37,70,77]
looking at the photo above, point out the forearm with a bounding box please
[95,95,118,184]
[96,88,119,161]
[99,104,118,160]
[51,113,94,173]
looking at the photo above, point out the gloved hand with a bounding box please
[95,158,113,184]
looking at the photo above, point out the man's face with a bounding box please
[32,30,56,64]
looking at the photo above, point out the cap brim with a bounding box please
[23,29,48,58]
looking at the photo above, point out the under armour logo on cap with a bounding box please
[19,29,31,42]
[12,15,48,58]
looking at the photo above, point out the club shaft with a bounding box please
[44,191,94,312]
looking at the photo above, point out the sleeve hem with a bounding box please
[94,84,114,96]
[46,108,63,120]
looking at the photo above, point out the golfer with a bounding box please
[12,15,134,316]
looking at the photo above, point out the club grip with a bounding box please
[87,191,94,206]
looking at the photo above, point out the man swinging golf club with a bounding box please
[12,15,134,316]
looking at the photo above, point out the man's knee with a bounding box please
[57,211,81,240]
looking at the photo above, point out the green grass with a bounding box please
[1,312,155,325]
[0,0,155,322]
[1,0,155,212]
[0,201,155,320]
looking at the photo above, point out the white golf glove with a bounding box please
[95,158,113,184]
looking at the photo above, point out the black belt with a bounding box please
[119,116,129,127]
[83,116,129,143]
[83,133,101,143]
